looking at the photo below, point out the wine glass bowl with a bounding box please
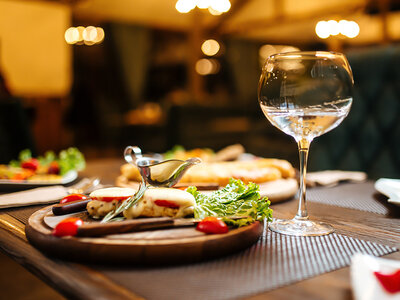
[258,51,353,236]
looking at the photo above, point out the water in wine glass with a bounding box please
[261,98,352,141]
[258,51,354,236]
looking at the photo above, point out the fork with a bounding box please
[67,177,101,194]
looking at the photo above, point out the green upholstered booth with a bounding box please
[308,45,400,179]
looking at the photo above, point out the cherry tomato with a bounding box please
[196,217,229,234]
[52,217,83,237]
[60,193,89,204]
[374,270,400,294]
[47,161,60,175]
[21,158,39,171]
[154,200,180,209]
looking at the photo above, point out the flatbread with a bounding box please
[119,158,295,186]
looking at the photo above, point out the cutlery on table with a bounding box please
[0,177,101,209]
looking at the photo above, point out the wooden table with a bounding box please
[0,158,399,300]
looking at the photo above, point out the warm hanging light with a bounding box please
[175,0,231,14]
[344,21,360,38]
[315,20,360,39]
[195,58,220,75]
[65,27,79,44]
[175,0,196,13]
[83,26,97,42]
[65,26,105,45]
[208,7,222,15]
[327,20,340,36]
[93,27,105,43]
[315,21,330,39]
[201,39,220,56]
[210,0,231,13]
[197,0,211,9]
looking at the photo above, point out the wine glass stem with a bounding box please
[296,138,310,220]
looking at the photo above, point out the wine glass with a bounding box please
[258,51,353,236]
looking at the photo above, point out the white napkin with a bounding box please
[0,186,68,209]
[351,253,400,300]
[307,170,367,187]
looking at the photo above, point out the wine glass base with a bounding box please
[268,218,334,236]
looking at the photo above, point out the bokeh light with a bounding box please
[83,26,97,42]
[176,0,230,14]
[210,0,231,13]
[315,21,330,39]
[93,27,105,43]
[175,0,196,13]
[345,21,360,38]
[196,58,220,75]
[64,27,79,44]
[201,39,220,56]
[208,7,222,15]
[65,26,105,45]
[316,20,359,39]
[327,20,340,36]
[76,26,85,43]
[197,0,211,9]
[259,44,300,67]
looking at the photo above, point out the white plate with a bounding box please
[0,170,78,189]
[375,178,400,206]
[351,253,400,300]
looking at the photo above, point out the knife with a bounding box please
[52,199,91,215]
[75,216,250,237]
[44,211,250,237]
[76,217,191,237]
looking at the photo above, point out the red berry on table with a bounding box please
[196,217,229,234]
[52,217,83,237]
[60,194,89,204]
[21,158,39,171]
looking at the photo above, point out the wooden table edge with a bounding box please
[0,213,144,300]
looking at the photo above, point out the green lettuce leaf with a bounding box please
[187,178,273,227]
[58,147,86,175]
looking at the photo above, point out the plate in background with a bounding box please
[375,178,400,206]
[0,170,77,191]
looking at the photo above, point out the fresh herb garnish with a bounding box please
[187,178,273,227]
[101,184,147,223]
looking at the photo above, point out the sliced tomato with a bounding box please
[91,196,131,202]
[21,158,39,171]
[196,217,229,234]
[52,217,83,237]
[60,193,89,204]
[154,199,180,209]
[374,270,400,294]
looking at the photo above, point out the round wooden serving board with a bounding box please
[26,206,263,265]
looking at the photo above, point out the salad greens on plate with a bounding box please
[10,147,85,176]
[0,147,85,182]
[187,178,273,227]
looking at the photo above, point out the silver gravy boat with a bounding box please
[124,146,201,188]
[101,146,201,222]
